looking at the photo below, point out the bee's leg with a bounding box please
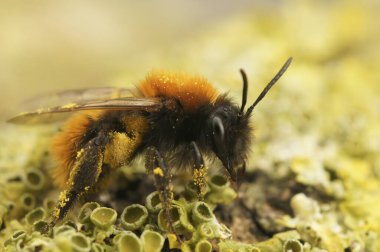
[190,141,207,200]
[145,147,180,241]
[50,134,107,227]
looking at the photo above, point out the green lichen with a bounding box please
[140,230,165,252]
[116,231,143,252]
[121,204,148,231]
[145,191,162,213]
[23,168,46,191]
[90,207,117,230]
[25,207,46,226]
[78,201,100,224]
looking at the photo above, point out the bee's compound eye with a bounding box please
[212,116,225,141]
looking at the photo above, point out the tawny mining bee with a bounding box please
[8,57,292,226]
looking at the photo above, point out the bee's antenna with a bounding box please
[245,57,293,117]
[239,69,248,114]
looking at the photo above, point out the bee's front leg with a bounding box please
[190,141,208,201]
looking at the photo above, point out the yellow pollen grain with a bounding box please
[153,167,164,177]
[76,148,84,159]
[193,165,208,195]
[61,103,77,109]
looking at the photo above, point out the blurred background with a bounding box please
[1,0,378,118]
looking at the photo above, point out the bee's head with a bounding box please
[208,101,251,181]
[209,57,292,181]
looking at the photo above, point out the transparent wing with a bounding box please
[8,97,162,124]
[20,87,135,110]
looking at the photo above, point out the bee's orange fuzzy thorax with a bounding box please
[138,71,218,112]
[51,111,103,189]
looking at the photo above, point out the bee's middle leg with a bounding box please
[145,147,173,211]
[145,147,180,239]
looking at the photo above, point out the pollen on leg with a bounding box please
[193,165,208,198]
[153,167,164,177]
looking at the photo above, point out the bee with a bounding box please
[8,57,292,226]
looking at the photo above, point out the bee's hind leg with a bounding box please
[49,134,107,230]
[190,141,208,200]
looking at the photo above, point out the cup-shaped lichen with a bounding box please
[208,174,229,192]
[78,202,100,224]
[33,220,50,233]
[205,175,237,205]
[145,191,162,213]
[43,198,56,212]
[25,237,54,250]
[25,207,46,226]
[185,182,198,199]
[158,205,194,234]
[283,239,303,252]
[198,223,215,239]
[191,202,214,225]
[91,243,105,252]
[121,204,148,231]
[53,224,77,237]
[197,221,232,240]
[70,233,91,252]
[141,230,165,252]
[116,231,143,252]
[195,240,213,252]
[19,193,36,211]
[23,168,45,191]
[11,230,26,242]
[90,207,117,230]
